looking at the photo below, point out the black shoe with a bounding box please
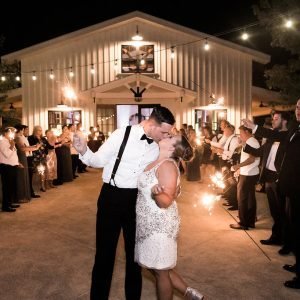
[279,246,292,255]
[52,180,63,185]
[31,194,41,198]
[10,204,20,208]
[283,264,296,273]
[2,207,16,212]
[260,238,282,246]
[284,277,300,289]
[222,202,231,206]
[230,223,249,230]
[40,188,46,192]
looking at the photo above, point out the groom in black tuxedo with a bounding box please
[242,98,300,289]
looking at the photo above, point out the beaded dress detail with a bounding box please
[135,158,180,270]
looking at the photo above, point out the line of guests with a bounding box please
[0,123,88,213]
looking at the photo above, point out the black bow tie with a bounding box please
[141,134,153,144]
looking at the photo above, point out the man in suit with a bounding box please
[73,106,175,300]
[243,111,289,246]
[242,98,300,289]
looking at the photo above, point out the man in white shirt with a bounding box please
[0,127,21,212]
[230,125,260,230]
[73,106,175,300]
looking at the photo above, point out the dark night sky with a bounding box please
[0,0,290,86]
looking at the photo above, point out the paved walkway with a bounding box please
[0,168,299,299]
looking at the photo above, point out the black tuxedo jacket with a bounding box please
[251,121,300,196]
[244,130,285,183]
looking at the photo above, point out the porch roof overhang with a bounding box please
[79,74,197,103]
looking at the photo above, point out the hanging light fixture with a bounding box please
[132,25,143,41]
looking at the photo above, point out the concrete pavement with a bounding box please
[0,168,299,299]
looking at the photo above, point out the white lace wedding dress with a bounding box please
[135,159,180,270]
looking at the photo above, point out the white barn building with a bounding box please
[1,11,270,134]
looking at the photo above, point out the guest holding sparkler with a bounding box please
[28,126,54,193]
[229,125,260,230]
[135,134,204,299]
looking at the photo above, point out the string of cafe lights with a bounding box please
[0,16,296,84]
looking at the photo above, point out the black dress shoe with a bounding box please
[279,246,292,255]
[260,238,282,246]
[10,204,20,208]
[284,277,300,289]
[2,207,16,212]
[230,223,249,230]
[222,202,231,206]
[283,264,296,273]
[31,194,41,198]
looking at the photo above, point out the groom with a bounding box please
[73,106,175,299]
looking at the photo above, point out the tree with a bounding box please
[0,59,21,94]
[253,0,300,102]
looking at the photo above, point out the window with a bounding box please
[121,45,154,73]
[96,105,115,138]
[48,110,81,129]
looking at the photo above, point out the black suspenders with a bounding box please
[109,126,132,187]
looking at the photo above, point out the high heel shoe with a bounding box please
[184,287,204,300]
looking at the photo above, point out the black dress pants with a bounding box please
[90,183,142,300]
[0,164,18,209]
[288,194,300,278]
[237,174,259,227]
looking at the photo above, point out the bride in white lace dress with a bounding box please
[135,134,204,300]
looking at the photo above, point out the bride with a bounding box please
[135,134,204,300]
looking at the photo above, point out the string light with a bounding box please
[32,71,37,81]
[285,19,293,28]
[49,69,55,79]
[0,15,296,87]
[241,29,249,40]
[170,46,175,59]
[90,64,96,75]
[204,39,210,51]
[69,67,74,78]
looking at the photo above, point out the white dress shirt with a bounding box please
[240,137,260,176]
[266,142,280,171]
[80,124,159,188]
[0,138,19,166]
[210,134,228,149]
[222,134,240,161]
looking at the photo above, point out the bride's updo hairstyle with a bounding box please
[171,135,194,162]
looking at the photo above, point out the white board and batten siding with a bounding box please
[2,11,269,131]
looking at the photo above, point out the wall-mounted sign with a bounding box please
[121,45,154,73]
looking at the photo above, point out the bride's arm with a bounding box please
[151,161,178,208]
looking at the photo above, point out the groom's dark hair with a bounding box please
[149,106,175,125]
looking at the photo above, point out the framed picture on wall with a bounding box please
[121,45,154,73]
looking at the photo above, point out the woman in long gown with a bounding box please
[45,129,60,188]
[135,134,204,300]
[14,124,38,202]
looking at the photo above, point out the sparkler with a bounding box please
[37,164,46,175]
[201,193,221,215]
[8,128,16,140]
